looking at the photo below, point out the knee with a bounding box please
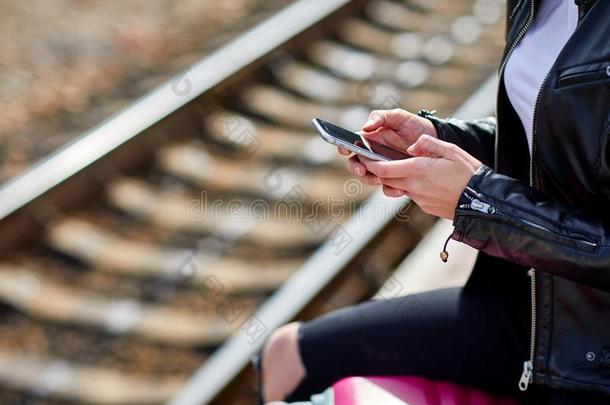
[261,322,306,402]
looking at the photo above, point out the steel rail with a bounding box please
[0,0,355,222]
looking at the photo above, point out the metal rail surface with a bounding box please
[0,0,506,404]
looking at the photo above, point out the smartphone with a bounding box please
[312,118,410,161]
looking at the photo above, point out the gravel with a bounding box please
[0,0,295,182]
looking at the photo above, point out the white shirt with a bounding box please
[504,0,579,154]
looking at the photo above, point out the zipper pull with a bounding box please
[470,199,492,213]
[518,360,533,391]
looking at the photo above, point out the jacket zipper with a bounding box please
[523,0,541,388]
[493,0,538,390]
[518,0,591,389]
[497,0,536,79]
[459,193,598,250]
[447,0,596,389]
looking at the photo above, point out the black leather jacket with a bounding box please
[424,0,610,396]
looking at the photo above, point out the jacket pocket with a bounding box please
[556,61,610,89]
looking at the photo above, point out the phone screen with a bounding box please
[315,119,410,161]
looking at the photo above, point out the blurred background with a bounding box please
[0,0,293,182]
[0,0,506,404]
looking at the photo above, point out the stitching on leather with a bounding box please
[593,120,610,192]
[602,119,610,137]
[472,166,490,188]
[545,275,554,383]
[509,0,523,21]
[547,373,610,391]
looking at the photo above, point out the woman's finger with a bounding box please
[358,155,418,178]
[362,174,381,185]
[346,156,367,177]
[382,185,405,198]
[337,146,352,156]
[361,127,409,151]
[362,110,386,132]
[407,134,453,158]
[379,177,413,194]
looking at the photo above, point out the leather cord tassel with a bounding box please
[440,234,452,263]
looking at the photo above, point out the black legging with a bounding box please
[282,284,609,404]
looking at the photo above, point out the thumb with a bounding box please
[407,134,452,158]
[362,110,385,132]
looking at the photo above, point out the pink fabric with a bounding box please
[332,376,520,405]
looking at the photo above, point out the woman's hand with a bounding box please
[358,135,482,220]
[339,109,438,185]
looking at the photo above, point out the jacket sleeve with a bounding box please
[452,165,610,292]
[418,110,496,167]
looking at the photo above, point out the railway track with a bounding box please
[0,0,506,404]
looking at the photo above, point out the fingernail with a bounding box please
[373,177,381,184]
[357,167,365,176]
